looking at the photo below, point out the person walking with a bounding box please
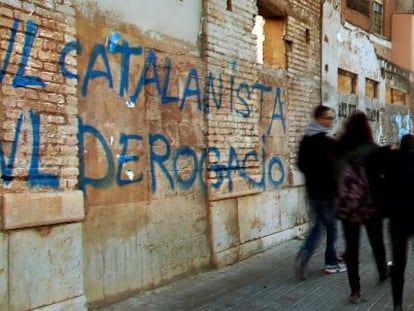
[386,134,414,311]
[295,105,346,280]
[334,111,389,304]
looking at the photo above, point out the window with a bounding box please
[226,0,233,12]
[373,1,383,35]
[386,87,407,106]
[347,0,370,16]
[338,69,357,94]
[365,78,379,99]
[253,14,286,68]
[263,18,286,68]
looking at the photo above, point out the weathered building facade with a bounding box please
[323,0,414,142]
[0,0,412,310]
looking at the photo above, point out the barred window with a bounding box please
[347,0,370,16]
[373,1,384,35]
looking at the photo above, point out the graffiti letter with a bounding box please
[149,133,173,192]
[205,71,223,111]
[78,117,115,191]
[28,111,59,188]
[117,133,144,186]
[82,44,113,96]
[267,87,286,135]
[111,40,143,97]
[236,82,251,118]
[173,146,198,190]
[252,83,272,120]
[130,49,162,103]
[0,19,19,84]
[268,156,284,188]
[60,40,83,81]
[13,20,46,88]
[180,68,202,111]
[162,57,178,104]
[207,147,225,189]
[229,60,237,112]
[0,112,23,184]
[198,149,207,191]
[243,150,264,189]
[227,146,245,192]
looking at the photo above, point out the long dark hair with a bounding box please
[336,111,374,153]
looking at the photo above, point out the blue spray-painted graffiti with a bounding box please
[2,19,285,133]
[0,19,46,88]
[0,111,59,188]
[0,19,286,192]
[77,120,284,192]
[394,113,410,140]
[0,112,284,192]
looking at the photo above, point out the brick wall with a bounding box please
[203,0,321,193]
[0,1,85,310]
[0,0,79,192]
[203,0,261,198]
[284,1,321,180]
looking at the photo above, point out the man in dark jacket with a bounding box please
[295,105,346,280]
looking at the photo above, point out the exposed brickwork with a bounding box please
[284,3,321,178]
[203,0,321,193]
[0,0,78,192]
[203,0,261,196]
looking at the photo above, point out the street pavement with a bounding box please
[98,221,414,311]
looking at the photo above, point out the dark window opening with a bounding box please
[305,28,310,44]
[227,0,233,11]
[347,0,370,16]
[253,4,286,68]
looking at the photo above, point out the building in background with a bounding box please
[0,0,412,310]
[322,0,413,144]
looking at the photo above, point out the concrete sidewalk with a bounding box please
[98,225,414,311]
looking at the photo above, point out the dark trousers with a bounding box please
[342,214,387,295]
[389,218,414,308]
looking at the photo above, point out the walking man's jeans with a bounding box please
[301,199,338,266]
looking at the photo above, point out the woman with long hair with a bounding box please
[335,111,389,304]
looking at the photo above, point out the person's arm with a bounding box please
[297,137,309,173]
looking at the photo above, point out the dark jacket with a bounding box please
[364,146,394,217]
[298,132,336,200]
[387,149,414,220]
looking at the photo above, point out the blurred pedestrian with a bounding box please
[334,111,389,304]
[295,105,346,280]
[387,134,414,311]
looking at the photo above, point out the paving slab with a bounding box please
[98,222,414,311]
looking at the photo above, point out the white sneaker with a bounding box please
[324,262,347,274]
